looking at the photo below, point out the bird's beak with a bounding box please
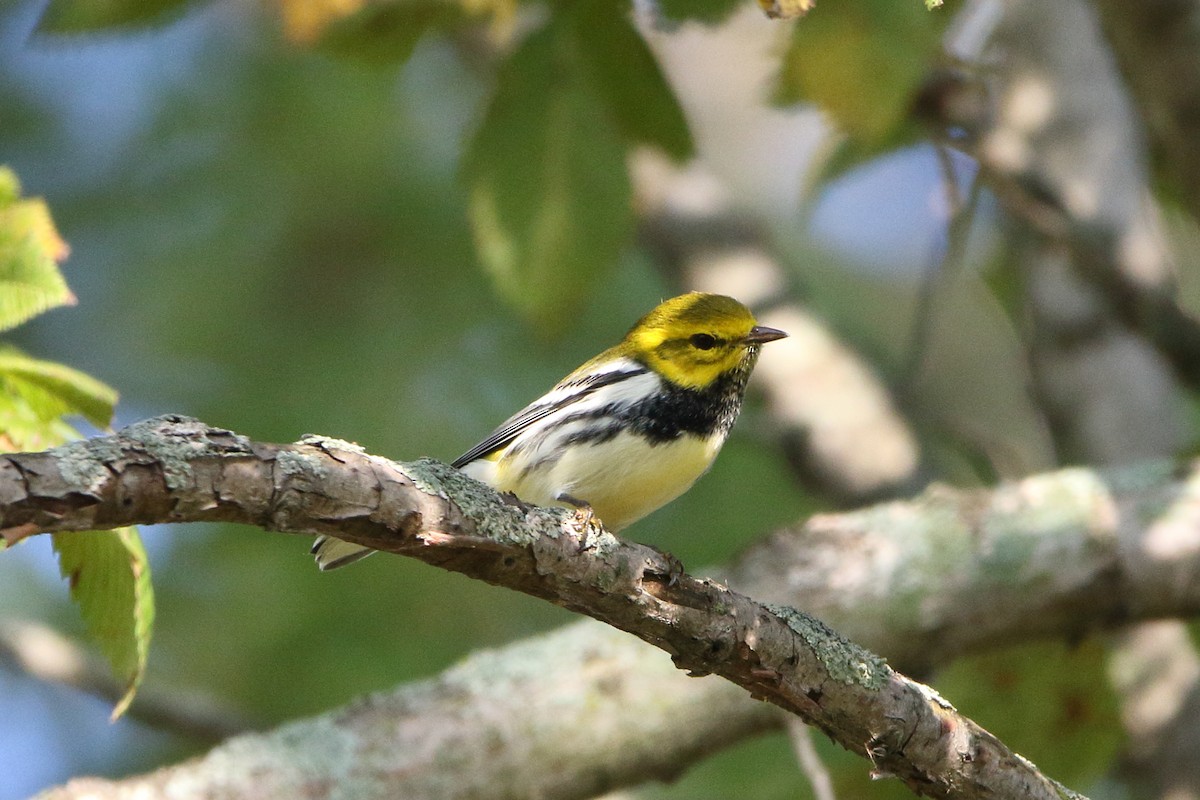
[745,325,788,345]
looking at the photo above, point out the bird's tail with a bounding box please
[311,536,375,571]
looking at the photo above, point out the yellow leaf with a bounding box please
[757,0,814,20]
[277,0,516,46]
[462,0,516,40]
[0,166,76,331]
[277,0,367,43]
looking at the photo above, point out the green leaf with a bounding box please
[655,0,742,25]
[53,528,155,720]
[775,0,945,145]
[464,20,632,331]
[37,0,202,34]
[0,167,75,332]
[0,349,137,717]
[0,170,145,719]
[571,0,694,161]
[317,1,459,66]
[0,346,118,429]
[935,640,1121,785]
[0,391,78,453]
[0,168,18,205]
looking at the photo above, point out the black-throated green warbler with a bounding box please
[313,292,786,570]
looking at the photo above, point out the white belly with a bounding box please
[491,430,724,531]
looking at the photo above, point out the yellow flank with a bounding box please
[494,430,723,531]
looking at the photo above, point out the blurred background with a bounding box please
[3,0,1199,797]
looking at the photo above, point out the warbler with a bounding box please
[313,292,786,570]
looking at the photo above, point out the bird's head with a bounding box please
[620,293,787,389]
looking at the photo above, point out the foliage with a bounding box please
[464,10,623,329]
[36,0,199,33]
[775,0,949,186]
[0,166,151,719]
[936,640,1122,787]
[2,0,1144,798]
[51,527,154,720]
[0,167,74,335]
[24,0,946,330]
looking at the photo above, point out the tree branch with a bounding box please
[922,0,1200,396]
[929,6,1200,796]
[1091,0,1200,226]
[4,415,1082,800]
[725,461,1200,673]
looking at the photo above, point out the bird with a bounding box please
[312,292,787,570]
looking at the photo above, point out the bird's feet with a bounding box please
[499,491,534,514]
[646,544,685,586]
[556,492,599,550]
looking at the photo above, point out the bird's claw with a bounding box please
[500,491,534,513]
[556,492,599,551]
[650,546,685,585]
[571,506,599,552]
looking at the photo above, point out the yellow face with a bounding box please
[622,293,776,389]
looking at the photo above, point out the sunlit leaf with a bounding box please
[0,167,74,332]
[278,0,368,44]
[757,0,813,20]
[0,168,18,205]
[0,170,139,718]
[37,0,202,33]
[0,346,118,429]
[464,19,632,331]
[460,0,518,40]
[775,0,944,144]
[0,367,146,719]
[0,392,77,453]
[571,0,693,161]
[284,0,512,48]
[52,528,155,720]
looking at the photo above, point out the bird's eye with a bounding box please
[690,333,718,350]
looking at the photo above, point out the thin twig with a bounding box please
[786,717,837,800]
[903,146,985,387]
[0,618,255,742]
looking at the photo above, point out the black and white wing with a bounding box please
[452,360,649,468]
[314,359,649,571]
